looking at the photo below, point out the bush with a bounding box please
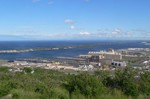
[23,67,32,73]
[0,67,9,73]
[11,89,41,99]
[64,73,108,98]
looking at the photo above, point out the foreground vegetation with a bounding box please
[0,66,149,99]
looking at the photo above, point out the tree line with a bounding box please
[0,66,149,99]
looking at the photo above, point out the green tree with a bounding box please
[64,73,107,99]
[23,67,32,73]
[0,67,9,73]
[104,67,139,96]
[139,72,150,95]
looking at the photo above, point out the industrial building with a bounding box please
[79,49,123,65]
[111,61,127,67]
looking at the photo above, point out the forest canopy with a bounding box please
[0,67,149,99]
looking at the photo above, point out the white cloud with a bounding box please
[82,28,133,38]
[70,25,76,30]
[3,27,150,40]
[80,32,91,36]
[16,26,33,29]
[64,19,76,24]
[13,26,37,34]
[14,30,37,34]
[5,33,68,39]
[110,28,132,38]
[112,28,122,35]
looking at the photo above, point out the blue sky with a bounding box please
[0,0,150,41]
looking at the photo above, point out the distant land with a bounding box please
[0,40,150,60]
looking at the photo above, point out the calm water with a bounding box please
[0,40,149,60]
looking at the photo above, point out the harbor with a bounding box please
[0,48,150,72]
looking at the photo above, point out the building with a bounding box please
[88,49,122,60]
[79,49,124,65]
[79,54,92,58]
[89,49,122,64]
[111,61,127,67]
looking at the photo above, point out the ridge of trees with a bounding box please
[0,66,149,99]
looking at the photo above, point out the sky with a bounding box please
[0,0,150,41]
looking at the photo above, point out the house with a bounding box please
[111,61,127,67]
